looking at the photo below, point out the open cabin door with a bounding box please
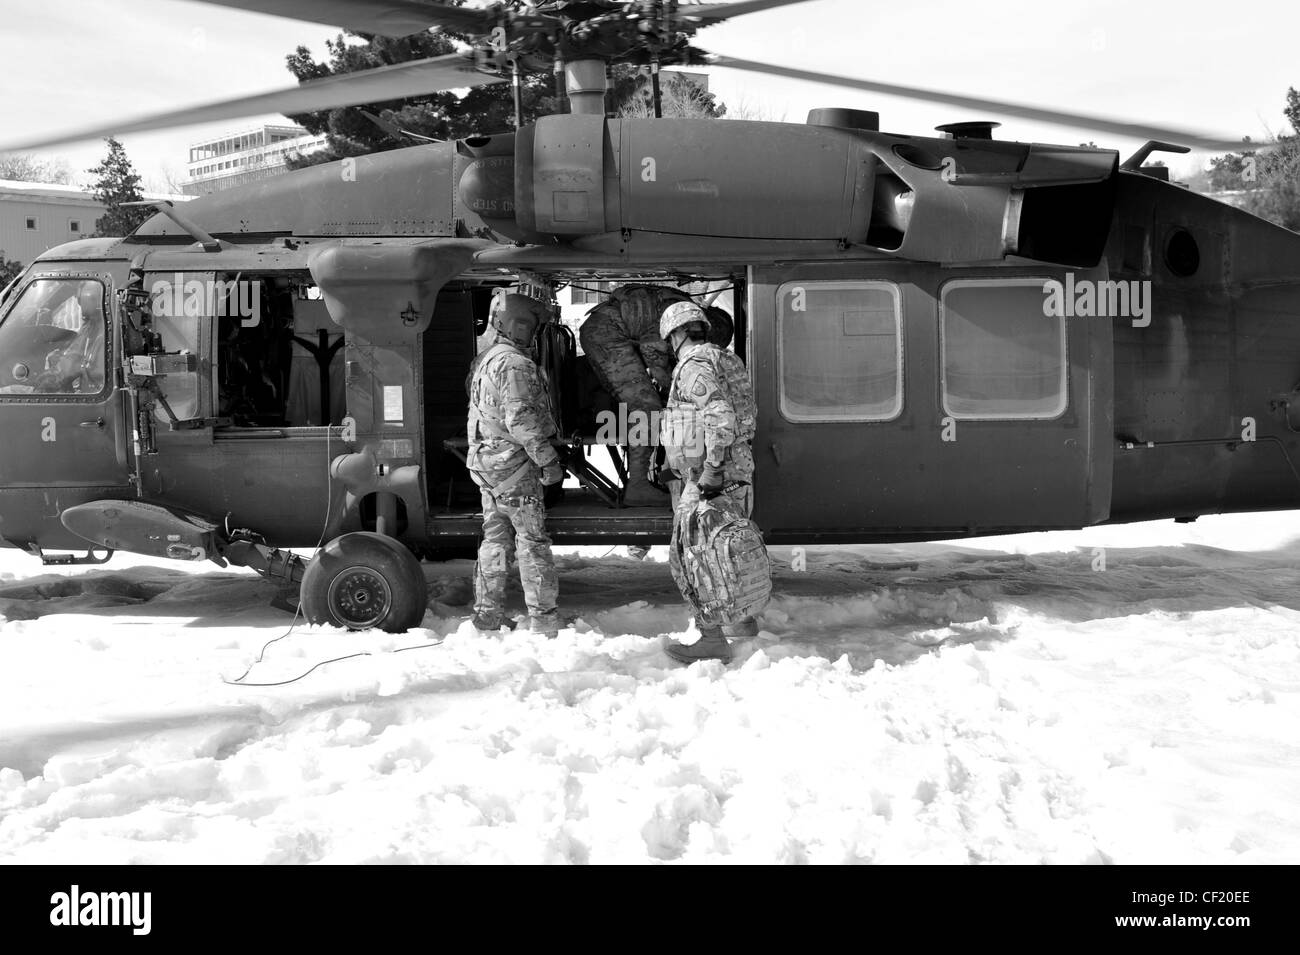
[751,263,1114,541]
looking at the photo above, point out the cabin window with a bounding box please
[0,277,107,397]
[777,281,902,422]
[940,279,1067,419]
[145,274,342,429]
[144,273,212,422]
[25,217,38,231]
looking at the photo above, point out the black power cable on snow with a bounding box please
[220,638,447,688]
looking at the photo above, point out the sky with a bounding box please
[0,0,1296,190]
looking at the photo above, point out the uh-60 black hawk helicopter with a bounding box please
[0,0,1295,633]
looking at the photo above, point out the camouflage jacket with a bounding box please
[579,285,692,385]
[661,342,756,482]
[467,339,559,488]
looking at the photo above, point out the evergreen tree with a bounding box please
[280,33,733,169]
[1203,90,1300,232]
[0,250,23,290]
[1208,144,1258,192]
[86,138,152,237]
[282,31,561,168]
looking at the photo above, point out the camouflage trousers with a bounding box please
[580,336,664,415]
[474,479,558,624]
[668,478,754,626]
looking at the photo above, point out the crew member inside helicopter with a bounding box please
[578,284,733,507]
[0,278,106,395]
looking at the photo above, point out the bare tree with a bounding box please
[144,163,189,196]
[723,96,786,123]
[0,154,75,184]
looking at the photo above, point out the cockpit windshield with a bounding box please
[0,277,107,396]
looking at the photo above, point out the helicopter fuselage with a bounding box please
[1,116,1297,568]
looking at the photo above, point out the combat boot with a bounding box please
[664,624,733,665]
[722,617,759,638]
[622,445,668,507]
[526,612,560,639]
[470,613,516,635]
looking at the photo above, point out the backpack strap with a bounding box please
[469,342,519,443]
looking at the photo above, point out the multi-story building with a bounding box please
[184,124,329,196]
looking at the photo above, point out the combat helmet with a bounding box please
[659,300,710,341]
[491,292,547,348]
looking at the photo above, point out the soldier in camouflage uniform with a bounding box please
[656,301,759,664]
[579,285,734,507]
[467,294,565,638]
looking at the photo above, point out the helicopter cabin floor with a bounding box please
[426,484,673,541]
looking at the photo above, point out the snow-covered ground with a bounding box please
[2,513,1298,864]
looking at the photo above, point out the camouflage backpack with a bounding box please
[673,497,771,625]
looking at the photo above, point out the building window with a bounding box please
[69,219,81,233]
[25,217,38,231]
[569,281,610,306]
[777,281,903,422]
[940,278,1067,420]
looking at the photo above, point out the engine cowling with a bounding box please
[511,114,877,242]
[456,114,1119,267]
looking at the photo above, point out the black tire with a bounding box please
[300,532,428,633]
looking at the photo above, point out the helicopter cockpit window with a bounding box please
[940,279,1067,420]
[778,281,902,422]
[0,277,107,397]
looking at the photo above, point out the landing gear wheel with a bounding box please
[300,532,427,633]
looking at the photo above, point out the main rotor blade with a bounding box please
[709,55,1248,152]
[170,0,496,37]
[0,53,503,152]
[684,0,822,24]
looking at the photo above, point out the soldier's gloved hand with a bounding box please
[698,463,726,499]
[649,462,678,489]
[541,462,565,486]
[648,367,673,393]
